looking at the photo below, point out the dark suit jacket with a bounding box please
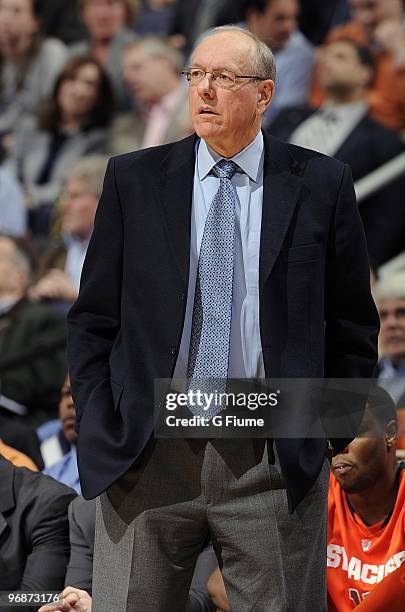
[0,457,76,608]
[270,107,405,268]
[0,298,67,425]
[67,132,379,512]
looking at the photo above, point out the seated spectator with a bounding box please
[70,0,137,110]
[243,0,314,125]
[0,166,27,236]
[109,37,191,154]
[29,156,108,305]
[271,37,405,268]
[40,494,217,612]
[7,57,112,236]
[0,0,68,136]
[36,0,87,45]
[43,375,80,494]
[0,438,38,469]
[0,456,76,601]
[374,271,405,405]
[310,0,405,131]
[0,235,67,425]
[327,387,405,611]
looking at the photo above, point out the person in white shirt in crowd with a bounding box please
[29,156,107,305]
[0,0,67,137]
[270,37,405,269]
[109,36,192,155]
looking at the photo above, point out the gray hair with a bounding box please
[124,36,184,74]
[373,271,405,302]
[192,25,276,82]
[68,156,109,200]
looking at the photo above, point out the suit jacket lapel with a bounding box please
[158,134,197,285]
[259,133,304,290]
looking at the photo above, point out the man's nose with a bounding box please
[384,314,399,328]
[197,74,215,98]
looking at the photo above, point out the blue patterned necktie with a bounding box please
[187,159,239,418]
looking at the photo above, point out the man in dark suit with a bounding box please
[0,235,67,426]
[270,37,405,269]
[67,25,379,611]
[0,456,76,610]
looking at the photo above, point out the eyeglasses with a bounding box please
[182,67,265,89]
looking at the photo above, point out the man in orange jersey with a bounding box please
[328,386,405,611]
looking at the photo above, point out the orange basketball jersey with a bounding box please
[327,466,405,611]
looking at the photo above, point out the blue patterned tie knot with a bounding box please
[211,159,239,180]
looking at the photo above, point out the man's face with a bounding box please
[0,237,26,297]
[58,376,78,445]
[82,0,126,41]
[332,409,389,493]
[320,40,370,93]
[379,298,405,364]
[61,178,98,241]
[189,32,273,156]
[0,0,38,55]
[247,0,299,50]
[122,46,174,104]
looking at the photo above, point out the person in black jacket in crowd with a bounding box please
[0,235,67,425]
[0,456,76,611]
[270,37,405,268]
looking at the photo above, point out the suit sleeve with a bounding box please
[64,498,94,592]
[19,479,76,592]
[67,157,123,429]
[324,163,379,378]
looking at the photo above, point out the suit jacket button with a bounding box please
[181,293,185,301]
[171,346,177,355]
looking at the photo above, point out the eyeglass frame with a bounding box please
[182,67,267,89]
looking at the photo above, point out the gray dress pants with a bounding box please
[92,438,329,612]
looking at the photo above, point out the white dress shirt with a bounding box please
[173,130,265,380]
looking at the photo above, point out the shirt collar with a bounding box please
[197,130,264,183]
[379,357,405,377]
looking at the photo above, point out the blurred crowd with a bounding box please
[0,0,405,610]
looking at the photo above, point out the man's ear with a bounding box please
[385,419,398,449]
[258,79,275,114]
